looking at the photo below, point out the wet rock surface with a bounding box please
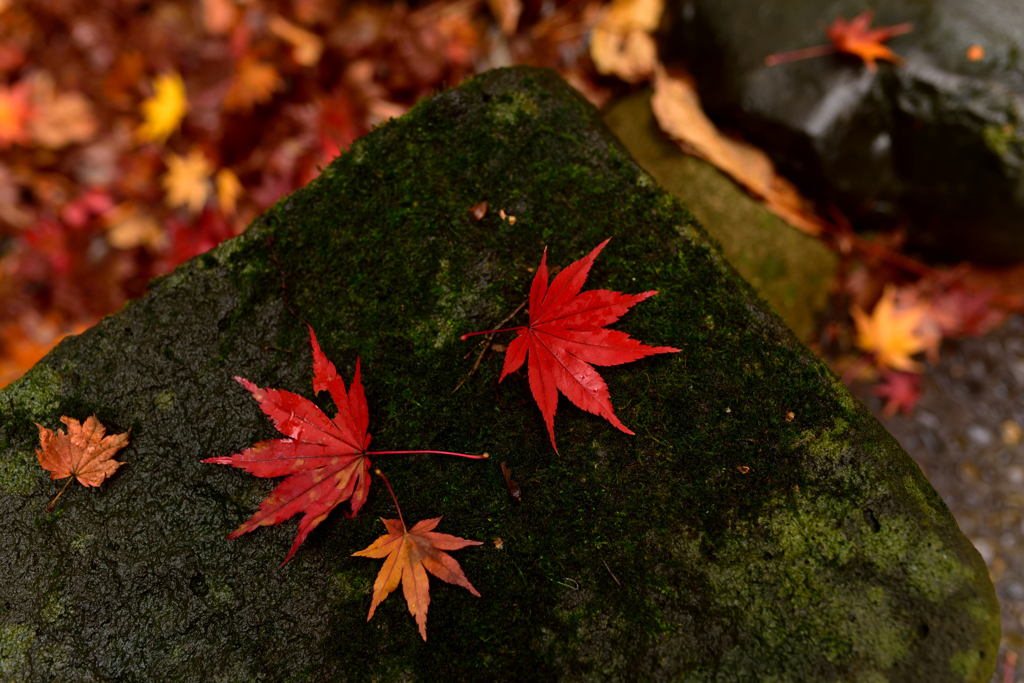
[0,67,1000,681]
[663,0,1024,263]
[855,314,1024,682]
[603,90,837,343]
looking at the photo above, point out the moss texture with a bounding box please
[0,67,998,682]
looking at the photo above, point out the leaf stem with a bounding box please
[764,44,837,66]
[47,478,73,512]
[374,469,404,529]
[368,450,489,460]
[459,326,525,340]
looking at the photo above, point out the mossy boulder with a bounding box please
[0,67,998,681]
[663,0,1024,263]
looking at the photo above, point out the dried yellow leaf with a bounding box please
[163,147,212,214]
[851,285,939,373]
[138,72,188,144]
[590,0,662,83]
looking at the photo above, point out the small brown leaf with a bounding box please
[736,466,750,474]
[36,415,129,510]
[501,461,521,502]
[469,200,488,221]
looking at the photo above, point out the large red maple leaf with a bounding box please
[463,239,678,451]
[204,326,486,565]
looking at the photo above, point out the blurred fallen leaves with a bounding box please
[0,316,89,388]
[0,82,30,147]
[268,14,323,67]
[216,168,243,217]
[590,0,662,82]
[873,371,921,417]
[3,0,1011,418]
[138,72,188,144]
[851,284,937,373]
[163,148,213,214]
[224,56,283,113]
[28,76,97,149]
[104,203,165,251]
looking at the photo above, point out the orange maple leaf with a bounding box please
[765,10,912,72]
[851,285,938,372]
[354,471,481,641]
[215,168,243,217]
[0,82,30,148]
[36,415,130,510]
[223,56,281,113]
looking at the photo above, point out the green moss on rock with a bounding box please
[0,624,33,679]
[0,67,998,681]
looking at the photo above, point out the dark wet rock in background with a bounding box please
[604,91,837,343]
[0,67,1000,681]
[662,0,1024,264]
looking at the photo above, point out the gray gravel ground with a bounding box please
[853,314,1024,683]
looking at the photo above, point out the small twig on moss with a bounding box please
[264,234,310,327]
[263,345,296,354]
[602,559,621,586]
[494,375,530,410]
[451,299,527,395]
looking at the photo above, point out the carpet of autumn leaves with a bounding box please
[0,0,618,388]
[2,0,1021,417]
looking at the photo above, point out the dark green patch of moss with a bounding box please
[0,68,997,681]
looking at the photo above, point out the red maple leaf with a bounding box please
[827,10,914,71]
[462,239,678,451]
[765,10,913,72]
[873,370,922,417]
[204,326,486,565]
